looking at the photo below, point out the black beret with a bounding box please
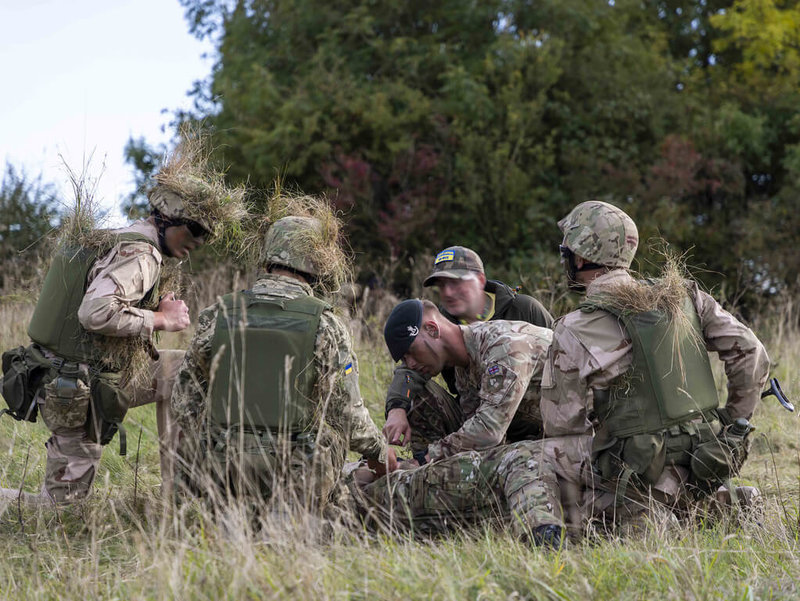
[383,299,423,362]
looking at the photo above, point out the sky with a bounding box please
[0,0,212,226]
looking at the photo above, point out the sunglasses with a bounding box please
[178,219,208,239]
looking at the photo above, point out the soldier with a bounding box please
[171,213,397,512]
[0,157,246,505]
[382,299,552,465]
[538,200,771,534]
[383,246,553,450]
[349,440,564,547]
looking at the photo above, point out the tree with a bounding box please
[0,163,60,291]
[173,0,686,290]
[123,136,166,219]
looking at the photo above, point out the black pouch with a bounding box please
[1,345,51,422]
[87,372,130,454]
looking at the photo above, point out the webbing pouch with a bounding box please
[689,423,749,486]
[594,433,666,487]
[0,345,53,422]
[87,372,130,455]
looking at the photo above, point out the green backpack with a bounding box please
[208,291,328,434]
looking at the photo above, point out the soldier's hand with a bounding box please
[367,447,398,477]
[154,292,191,332]
[383,408,412,446]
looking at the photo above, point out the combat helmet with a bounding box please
[558,200,638,269]
[148,128,248,243]
[148,182,214,236]
[262,216,323,277]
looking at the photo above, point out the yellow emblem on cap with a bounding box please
[435,250,455,264]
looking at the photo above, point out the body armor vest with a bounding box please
[582,294,720,439]
[27,233,159,367]
[208,291,328,433]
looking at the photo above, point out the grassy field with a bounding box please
[1,294,800,600]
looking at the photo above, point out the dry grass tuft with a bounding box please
[239,181,354,295]
[153,123,250,247]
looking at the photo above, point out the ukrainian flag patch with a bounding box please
[435,250,455,264]
[344,362,354,375]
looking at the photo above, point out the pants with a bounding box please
[351,440,563,538]
[41,350,184,503]
[175,427,346,515]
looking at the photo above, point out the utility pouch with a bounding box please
[690,419,751,485]
[690,438,736,483]
[41,371,92,430]
[0,345,51,422]
[593,433,666,486]
[87,372,130,454]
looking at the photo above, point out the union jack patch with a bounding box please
[344,362,354,375]
[487,364,501,376]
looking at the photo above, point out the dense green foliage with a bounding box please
[132,0,800,309]
[0,163,59,292]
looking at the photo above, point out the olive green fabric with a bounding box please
[583,294,720,439]
[27,233,159,367]
[583,294,722,490]
[208,291,328,433]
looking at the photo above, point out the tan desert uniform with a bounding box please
[539,269,770,530]
[39,221,183,503]
[171,273,388,508]
[419,320,552,461]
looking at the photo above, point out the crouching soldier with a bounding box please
[171,209,397,514]
[540,200,771,534]
[0,140,246,504]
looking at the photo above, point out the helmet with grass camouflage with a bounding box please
[148,182,215,236]
[558,201,638,268]
[263,216,322,277]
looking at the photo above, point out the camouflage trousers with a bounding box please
[408,380,542,456]
[350,440,563,538]
[533,435,697,537]
[40,349,184,503]
[175,427,347,515]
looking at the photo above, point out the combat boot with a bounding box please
[532,524,564,549]
[715,485,761,508]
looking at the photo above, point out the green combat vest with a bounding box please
[27,233,160,367]
[582,293,722,496]
[208,291,328,434]
[584,294,720,439]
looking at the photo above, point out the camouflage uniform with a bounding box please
[538,201,770,533]
[34,221,182,503]
[412,321,552,461]
[350,440,563,538]
[385,247,553,419]
[171,273,388,509]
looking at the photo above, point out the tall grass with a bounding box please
[1,275,800,599]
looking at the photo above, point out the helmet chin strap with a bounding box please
[561,245,603,293]
[152,210,176,258]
